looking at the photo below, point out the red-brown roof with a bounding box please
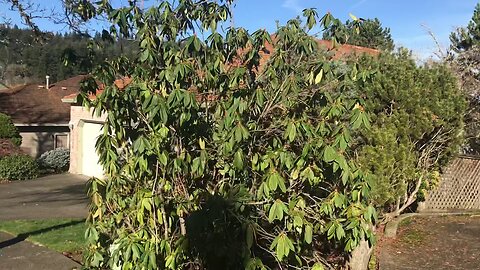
[259,37,379,66]
[0,75,86,124]
[72,38,378,101]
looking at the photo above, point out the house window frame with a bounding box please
[54,133,70,149]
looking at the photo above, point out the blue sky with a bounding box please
[1,0,479,59]
[232,0,479,59]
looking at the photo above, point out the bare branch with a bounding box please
[421,23,446,60]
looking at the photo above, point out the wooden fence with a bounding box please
[422,156,480,211]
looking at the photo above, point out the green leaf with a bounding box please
[291,169,299,180]
[268,172,278,191]
[199,138,205,150]
[273,233,293,261]
[287,122,297,142]
[246,224,255,249]
[159,152,168,166]
[336,224,346,240]
[268,199,287,222]
[305,225,313,244]
[323,146,336,162]
[315,69,323,84]
[312,263,325,270]
[233,150,244,169]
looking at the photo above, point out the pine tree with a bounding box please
[450,3,480,52]
[323,18,394,51]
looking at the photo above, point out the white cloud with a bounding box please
[282,0,303,14]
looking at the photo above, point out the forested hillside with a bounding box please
[0,25,137,86]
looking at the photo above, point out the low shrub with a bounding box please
[37,148,70,172]
[0,113,22,146]
[0,155,39,181]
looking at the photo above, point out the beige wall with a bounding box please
[69,105,106,177]
[17,126,70,158]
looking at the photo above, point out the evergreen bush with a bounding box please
[0,113,22,146]
[0,154,39,181]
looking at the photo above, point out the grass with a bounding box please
[401,229,427,245]
[399,216,413,227]
[0,219,86,254]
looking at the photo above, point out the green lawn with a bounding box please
[0,219,86,254]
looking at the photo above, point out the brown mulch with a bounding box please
[377,215,480,270]
[63,251,83,265]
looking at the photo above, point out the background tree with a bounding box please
[450,3,480,52]
[447,3,480,154]
[354,51,466,219]
[322,18,394,51]
[0,24,138,85]
[447,46,480,154]
[0,113,22,146]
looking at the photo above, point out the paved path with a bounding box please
[0,232,80,270]
[0,174,89,269]
[0,174,89,220]
[378,215,480,270]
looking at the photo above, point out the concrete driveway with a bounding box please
[0,174,89,269]
[0,174,89,220]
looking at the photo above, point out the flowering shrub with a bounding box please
[37,148,70,172]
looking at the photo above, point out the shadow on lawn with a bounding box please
[0,219,84,249]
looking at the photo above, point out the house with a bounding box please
[0,75,85,157]
[63,40,378,179]
[62,78,130,178]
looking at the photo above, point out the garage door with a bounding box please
[80,122,104,178]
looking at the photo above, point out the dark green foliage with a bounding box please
[0,154,39,180]
[450,3,480,52]
[354,50,466,214]
[0,113,21,146]
[77,2,376,269]
[0,24,138,85]
[447,4,480,154]
[37,148,70,172]
[448,46,480,154]
[323,18,394,51]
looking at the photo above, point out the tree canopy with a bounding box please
[323,18,394,51]
[448,3,480,154]
[450,3,480,52]
[0,24,137,85]
[354,51,466,217]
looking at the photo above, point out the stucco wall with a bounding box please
[69,105,106,176]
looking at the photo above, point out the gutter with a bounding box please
[61,95,78,103]
[14,123,70,127]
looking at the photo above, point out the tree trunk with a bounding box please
[348,238,373,270]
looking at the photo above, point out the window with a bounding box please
[54,134,69,149]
